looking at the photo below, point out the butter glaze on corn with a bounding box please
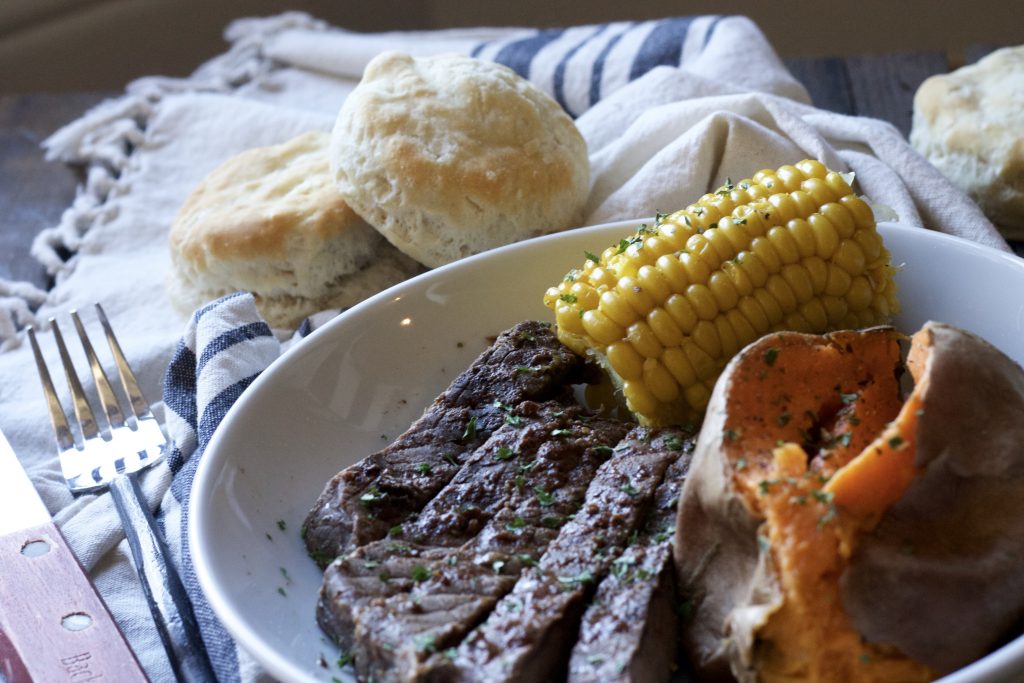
[543,160,898,427]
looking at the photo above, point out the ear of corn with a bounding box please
[543,159,898,427]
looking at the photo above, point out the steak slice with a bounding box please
[435,427,692,683]
[317,401,631,683]
[568,439,695,683]
[304,321,596,564]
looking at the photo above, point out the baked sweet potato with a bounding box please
[674,322,1024,682]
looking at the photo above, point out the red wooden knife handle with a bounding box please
[0,521,149,682]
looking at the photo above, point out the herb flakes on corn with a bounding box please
[543,160,899,427]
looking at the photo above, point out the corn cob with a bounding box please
[543,159,898,427]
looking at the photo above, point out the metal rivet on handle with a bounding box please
[19,539,50,557]
[60,613,93,632]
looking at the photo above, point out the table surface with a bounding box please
[2,46,1021,289]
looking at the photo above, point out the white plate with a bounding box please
[191,220,1024,683]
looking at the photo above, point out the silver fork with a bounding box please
[28,303,215,683]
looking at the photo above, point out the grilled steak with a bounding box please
[304,321,597,565]
[437,427,692,683]
[568,440,695,682]
[317,401,632,683]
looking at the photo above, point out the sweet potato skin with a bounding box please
[841,322,1024,673]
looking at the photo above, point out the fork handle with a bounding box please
[110,472,217,683]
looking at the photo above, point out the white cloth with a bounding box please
[0,11,1006,682]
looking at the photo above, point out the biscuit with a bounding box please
[911,46,1024,238]
[168,131,422,329]
[330,51,590,268]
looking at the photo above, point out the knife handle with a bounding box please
[0,521,149,682]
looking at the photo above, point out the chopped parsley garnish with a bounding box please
[559,293,578,304]
[495,446,515,461]
[888,435,904,449]
[584,250,600,263]
[416,462,432,474]
[557,569,594,589]
[619,482,638,497]
[664,435,684,451]
[763,347,781,366]
[506,517,526,531]
[534,486,556,506]
[411,564,431,582]
[359,486,385,505]
[461,416,477,442]
[840,391,859,404]
[337,652,354,668]
[414,634,437,653]
[276,519,286,531]
[777,412,791,427]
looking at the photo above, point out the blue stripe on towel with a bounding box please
[553,25,606,115]
[589,22,633,107]
[629,16,694,80]
[492,28,566,79]
[196,321,272,377]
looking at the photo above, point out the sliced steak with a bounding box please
[317,401,632,683]
[568,438,695,683]
[436,427,692,683]
[304,321,596,564]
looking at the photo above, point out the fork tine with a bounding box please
[71,309,126,429]
[50,317,100,441]
[27,326,77,452]
[95,303,151,419]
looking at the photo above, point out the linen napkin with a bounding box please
[0,11,1008,683]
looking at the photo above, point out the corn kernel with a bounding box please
[782,263,814,303]
[722,259,754,297]
[715,316,740,358]
[753,287,785,325]
[834,239,867,275]
[809,213,840,259]
[582,309,624,344]
[820,202,856,238]
[617,276,656,316]
[801,177,837,206]
[664,293,699,334]
[606,341,644,381]
[627,320,664,359]
[708,271,740,311]
[790,190,818,220]
[736,251,769,288]
[691,319,722,358]
[643,358,680,403]
[683,338,718,379]
[766,274,798,312]
[686,284,719,321]
[647,307,684,347]
[751,236,782,272]
[803,256,828,293]
[662,346,698,388]
[738,295,771,333]
[767,225,803,265]
[600,290,638,327]
[637,265,672,303]
[840,194,875,229]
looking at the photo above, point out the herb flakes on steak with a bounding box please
[304,321,598,565]
[435,427,692,683]
[568,434,695,683]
